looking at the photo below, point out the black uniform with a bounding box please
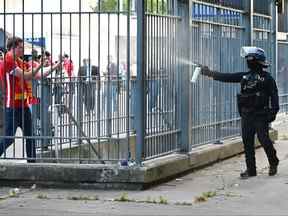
[208,68,279,175]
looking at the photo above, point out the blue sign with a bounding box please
[25,37,46,48]
[192,3,240,19]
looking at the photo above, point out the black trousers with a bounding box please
[83,83,96,112]
[241,114,279,173]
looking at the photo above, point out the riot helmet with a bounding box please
[240,46,269,69]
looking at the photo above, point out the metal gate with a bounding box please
[0,0,183,163]
[0,0,281,164]
[143,12,181,160]
[0,0,138,163]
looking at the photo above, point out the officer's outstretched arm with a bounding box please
[200,66,247,83]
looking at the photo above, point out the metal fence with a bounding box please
[0,0,286,164]
[189,1,244,147]
[253,13,273,75]
[33,78,135,162]
[143,13,181,159]
[278,41,288,113]
[0,0,138,163]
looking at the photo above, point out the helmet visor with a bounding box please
[240,46,258,58]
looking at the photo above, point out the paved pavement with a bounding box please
[1,117,288,216]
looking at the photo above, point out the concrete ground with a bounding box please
[1,117,288,216]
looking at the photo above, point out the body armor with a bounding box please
[237,72,268,114]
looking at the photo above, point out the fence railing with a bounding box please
[189,1,245,147]
[143,13,181,160]
[0,0,286,165]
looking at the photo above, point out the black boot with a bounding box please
[269,164,278,176]
[268,157,279,176]
[240,170,257,179]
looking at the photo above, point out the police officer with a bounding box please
[201,47,279,179]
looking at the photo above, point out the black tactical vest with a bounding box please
[237,71,269,113]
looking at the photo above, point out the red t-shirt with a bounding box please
[4,51,30,108]
[63,59,74,78]
[0,60,4,90]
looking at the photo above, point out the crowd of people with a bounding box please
[0,36,167,161]
[0,37,62,161]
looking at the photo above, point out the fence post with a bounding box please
[178,0,190,153]
[40,79,52,149]
[244,0,254,46]
[135,0,146,164]
[270,0,278,80]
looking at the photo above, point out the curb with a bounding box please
[0,129,278,190]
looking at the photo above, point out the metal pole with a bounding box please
[250,0,254,45]
[271,0,278,80]
[126,0,131,159]
[77,0,83,160]
[179,0,190,152]
[244,0,254,46]
[136,0,146,164]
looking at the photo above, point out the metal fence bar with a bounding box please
[136,0,145,164]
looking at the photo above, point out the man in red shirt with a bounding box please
[63,54,74,78]
[0,37,59,162]
[61,54,74,112]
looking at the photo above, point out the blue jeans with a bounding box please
[0,108,36,162]
[102,82,118,112]
[111,83,118,111]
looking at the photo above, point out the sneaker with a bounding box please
[269,165,278,176]
[240,170,257,179]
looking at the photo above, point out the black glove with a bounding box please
[267,110,277,123]
[200,66,214,77]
